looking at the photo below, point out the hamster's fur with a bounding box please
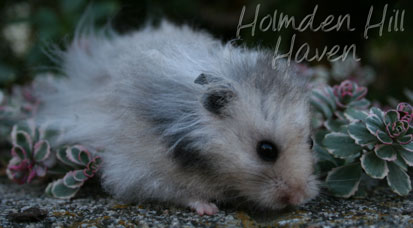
[36,21,319,215]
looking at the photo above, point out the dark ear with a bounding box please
[201,87,235,116]
[194,73,223,85]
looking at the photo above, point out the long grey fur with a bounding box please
[35,21,318,214]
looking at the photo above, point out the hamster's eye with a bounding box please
[308,137,314,149]
[256,140,279,162]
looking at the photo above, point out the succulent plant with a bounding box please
[312,80,413,197]
[332,80,369,109]
[310,80,370,129]
[45,145,102,199]
[1,83,103,200]
[325,106,412,197]
[5,119,102,199]
[6,120,56,184]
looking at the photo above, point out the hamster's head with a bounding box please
[193,58,319,210]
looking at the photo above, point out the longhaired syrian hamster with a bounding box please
[36,21,319,215]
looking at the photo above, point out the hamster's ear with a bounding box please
[195,73,236,116]
[194,73,223,85]
[201,86,235,116]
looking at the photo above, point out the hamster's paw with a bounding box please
[187,200,219,216]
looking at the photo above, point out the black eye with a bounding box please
[308,137,314,149]
[257,140,279,162]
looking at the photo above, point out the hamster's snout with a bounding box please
[279,177,319,207]
[243,173,319,210]
[279,186,308,206]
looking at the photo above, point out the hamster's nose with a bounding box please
[280,191,305,206]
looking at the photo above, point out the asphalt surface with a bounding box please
[0,177,412,227]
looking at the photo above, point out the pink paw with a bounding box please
[188,201,219,216]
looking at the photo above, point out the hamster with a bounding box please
[35,21,319,215]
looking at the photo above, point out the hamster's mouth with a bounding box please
[223,177,319,211]
[221,191,291,211]
[222,197,294,214]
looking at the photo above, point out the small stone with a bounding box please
[401,209,413,215]
[7,207,48,222]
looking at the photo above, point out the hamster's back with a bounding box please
[35,22,223,146]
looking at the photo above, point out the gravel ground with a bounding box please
[0,177,412,228]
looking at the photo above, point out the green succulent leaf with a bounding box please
[13,131,32,157]
[323,132,362,159]
[79,149,91,165]
[314,130,329,146]
[353,86,368,99]
[12,122,36,139]
[397,134,413,145]
[50,179,80,199]
[370,107,385,120]
[348,99,370,108]
[360,151,388,179]
[315,160,337,175]
[84,169,94,177]
[407,127,413,136]
[94,157,102,166]
[73,170,88,181]
[344,108,368,122]
[33,140,51,162]
[394,153,409,171]
[56,147,78,167]
[375,144,397,161]
[63,171,84,188]
[384,110,400,124]
[335,111,347,120]
[366,113,384,135]
[376,130,393,144]
[313,89,336,111]
[314,143,341,174]
[11,146,27,160]
[324,119,348,132]
[326,163,362,198]
[353,185,368,198]
[401,141,413,152]
[88,157,102,171]
[398,149,413,166]
[325,87,337,103]
[67,146,91,166]
[45,182,53,196]
[386,162,412,196]
[311,96,333,119]
[348,121,378,146]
